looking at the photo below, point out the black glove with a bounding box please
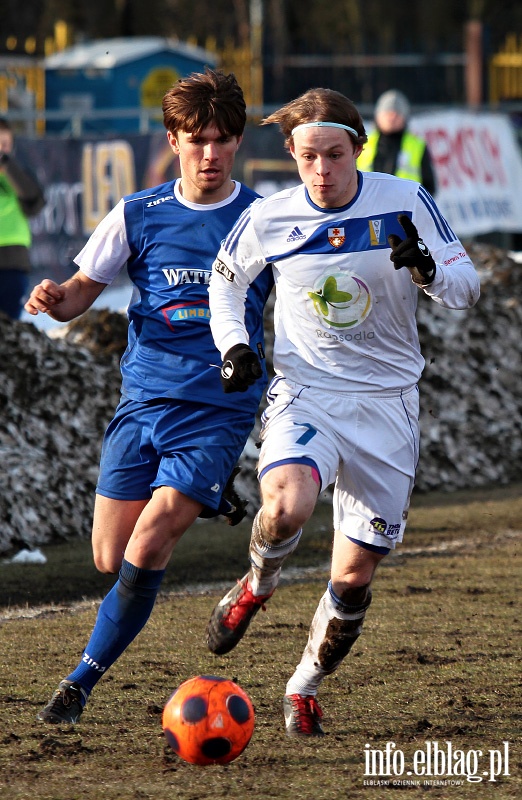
[388,214,436,285]
[220,343,262,393]
[198,466,248,525]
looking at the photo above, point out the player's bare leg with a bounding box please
[91,495,149,574]
[37,488,202,724]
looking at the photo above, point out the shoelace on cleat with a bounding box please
[45,689,76,717]
[51,683,85,711]
[289,695,323,734]
[222,580,270,627]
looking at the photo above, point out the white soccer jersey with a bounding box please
[209,171,480,394]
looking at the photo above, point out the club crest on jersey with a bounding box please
[328,227,345,248]
[369,218,386,246]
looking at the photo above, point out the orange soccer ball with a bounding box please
[162,675,255,765]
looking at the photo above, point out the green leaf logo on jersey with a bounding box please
[307,271,372,329]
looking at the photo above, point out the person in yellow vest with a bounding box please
[357,90,437,195]
[0,118,46,319]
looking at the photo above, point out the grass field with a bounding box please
[0,484,520,799]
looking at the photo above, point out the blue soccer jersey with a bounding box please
[74,179,273,412]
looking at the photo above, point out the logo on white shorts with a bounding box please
[370,517,387,535]
[371,517,400,540]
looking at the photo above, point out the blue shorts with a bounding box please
[96,397,255,509]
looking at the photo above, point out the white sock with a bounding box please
[286,582,371,697]
[248,512,302,596]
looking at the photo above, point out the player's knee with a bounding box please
[341,582,372,608]
[335,582,372,609]
[93,548,122,575]
[259,504,309,544]
[260,467,317,541]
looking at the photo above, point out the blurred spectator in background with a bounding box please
[0,119,46,320]
[357,90,437,195]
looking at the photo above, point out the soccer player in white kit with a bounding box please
[206,88,480,736]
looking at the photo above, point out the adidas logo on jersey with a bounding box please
[287,226,306,242]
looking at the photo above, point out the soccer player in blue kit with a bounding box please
[24,69,273,724]
[206,88,480,736]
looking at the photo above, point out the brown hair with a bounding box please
[162,68,246,137]
[262,88,367,149]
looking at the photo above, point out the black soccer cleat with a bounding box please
[36,680,88,725]
[207,573,273,655]
[283,694,325,737]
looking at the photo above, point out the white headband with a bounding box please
[291,121,359,138]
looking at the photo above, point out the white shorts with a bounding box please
[258,378,420,550]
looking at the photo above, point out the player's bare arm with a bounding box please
[24,271,107,322]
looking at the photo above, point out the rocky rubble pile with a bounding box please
[0,311,123,555]
[0,245,521,554]
[416,242,522,490]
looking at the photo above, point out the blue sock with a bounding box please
[66,558,165,699]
